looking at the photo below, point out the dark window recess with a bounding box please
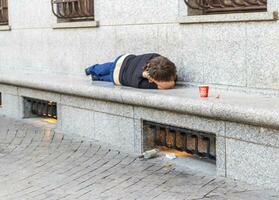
[0,92,2,106]
[23,97,57,119]
[143,121,216,162]
[184,0,267,15]
[0,0,8,25]
[51,0,94,21]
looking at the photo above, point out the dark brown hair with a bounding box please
[144,56,176,81]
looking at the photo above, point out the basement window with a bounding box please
[51,0,95,22]
[0,0,8,25]
[23,97,57,120]
[184,0,267,15]
[143,121,216,163]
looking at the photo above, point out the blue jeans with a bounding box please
[88,56,121,82]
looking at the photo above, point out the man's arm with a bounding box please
[138,79,158,89]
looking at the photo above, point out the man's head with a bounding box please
[145,56,177,82]
[144,56,177,89]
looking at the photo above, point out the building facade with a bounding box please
[1,1,279,189]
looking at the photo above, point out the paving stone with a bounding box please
[0,116,278,200]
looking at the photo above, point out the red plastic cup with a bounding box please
[199,85,209,98]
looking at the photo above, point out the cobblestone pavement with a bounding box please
[0,117,278,200]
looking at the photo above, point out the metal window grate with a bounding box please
[51,0,94,21]
[143,121,216,162]
[184,0,267,14]
[0,0,8,25]
[23,97,57,119]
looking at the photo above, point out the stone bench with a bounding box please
[0,70,279,190]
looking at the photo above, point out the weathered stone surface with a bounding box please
[0,84,18,95]
[60,105,95,138]
[18,87,61,103]
[226,138,279,189]
[8,0,53,29]
[0,94,22,119]
[94,112,135,152]
[202,23,247,87]
[61,95,134,118]
[97,0,178,25]
[226,122,279,148]
[158,24,204,83]
[216,136,226,177]
[246,22,279,90]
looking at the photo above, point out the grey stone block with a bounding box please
[94,112,135,152]
[227,123,279,148]
[246,22,279,90]
[226,138,279,189]
[216,136,226,177]
[268,1,279,11]
[158,24,204,83]
[202,23,247,86]
[60,105,95,138]
[0,84,18,95]
[226,122,279,146]
[133,119,142,154]
[115,25,159,54]
[18,88,61,103]
[61,95,134,118]
[0,94,22,119]
[97,0,178,25]
[134,106,226,136]
[9,0,54,29]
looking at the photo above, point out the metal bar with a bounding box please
[173,130,177,148]
[183,132,188,152]
[162,127,167,146]
[202,137,211,158]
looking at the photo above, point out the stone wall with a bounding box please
[0,0,279,93]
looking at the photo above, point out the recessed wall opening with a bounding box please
[143,121,216,164]
[0,92,2,106]
[23,97,57,121]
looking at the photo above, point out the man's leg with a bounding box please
[98,74,113,82]
[86,62,114,76]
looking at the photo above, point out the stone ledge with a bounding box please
[0,71,279,130]
[52,21,99,29]
[0,25,11,31]
[179,11,278,24]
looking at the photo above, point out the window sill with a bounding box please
[52,21,99,29]
[179,11,278,24]
[0,25,11,31]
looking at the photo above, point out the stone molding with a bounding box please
[179,11,278,24]
[52,21,99,29]
[0,25,11,31]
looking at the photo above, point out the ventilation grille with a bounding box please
[143,121,216,162]
[23,97,57,119]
